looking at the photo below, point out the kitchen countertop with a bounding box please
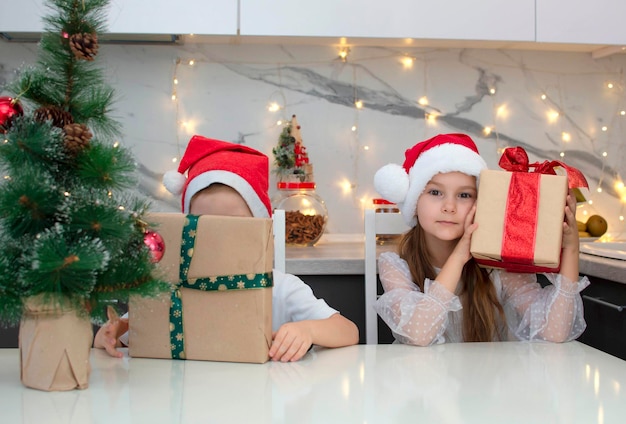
[287,234,626,284]
[1,341,624,423]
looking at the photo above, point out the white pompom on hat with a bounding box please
[163,135,272,217]
[374,133,487,227]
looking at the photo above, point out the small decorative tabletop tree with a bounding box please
[0,0,166,391]
[272,115,313,183]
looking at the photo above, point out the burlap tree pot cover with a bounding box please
[19,295,93,391]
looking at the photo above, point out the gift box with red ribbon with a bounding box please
[470,147,588,273]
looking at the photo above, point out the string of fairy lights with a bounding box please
[165,45,626,233]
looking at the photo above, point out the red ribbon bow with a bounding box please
[498,146,588,189]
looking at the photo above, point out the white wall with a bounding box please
[2,41,625,237]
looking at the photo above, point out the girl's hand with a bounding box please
[436,205,478,294]
[450,204,478,265]
[562,190,579,251]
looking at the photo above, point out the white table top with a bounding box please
[1,341,625,423]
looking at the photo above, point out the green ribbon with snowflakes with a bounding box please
[169,214,273,360]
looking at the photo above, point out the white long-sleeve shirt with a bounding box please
[374,252,589,345]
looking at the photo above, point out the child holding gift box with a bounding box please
[95,136,358,361]
[373,133,589,346]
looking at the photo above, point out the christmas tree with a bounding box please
[0,0,167,326]
[272,115,313,182]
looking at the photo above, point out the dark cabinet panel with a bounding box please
[0,326,18,348]
[301,275,367,345]
[301,274,395,344]
[577,275,626,360]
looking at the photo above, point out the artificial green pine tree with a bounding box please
[0,0,167,326]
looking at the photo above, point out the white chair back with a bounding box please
[273,209,286,273]
[364,208,408,344]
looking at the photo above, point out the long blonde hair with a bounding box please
[398,225,506,342]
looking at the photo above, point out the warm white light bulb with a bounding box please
[496,104,507,118]
[602,126,608,132]
[541,94,547,100]
[489,88,496,95]
[483,126,492,136]
[607,82,614,88]
[171,94,177,101]
[597,187,603,193]
[548,110,560,122]
[418,96,429,106]
[268,102,280,112]
[172,157,178,163]
[173,78,179,85]
[188,60,195,66]
[401,56,414,68]
[426,113,438,124]
[355,100,363,109]
[338,48,350,61]
[351,125,357,132]
[562,132,571,142]
[341,180,353,194]
[560,151,565,157]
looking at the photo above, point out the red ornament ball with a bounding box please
[0,96,24,134]
[143,230,165,263]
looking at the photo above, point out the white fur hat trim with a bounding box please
[183,170,269,217]
[163,170,186,195]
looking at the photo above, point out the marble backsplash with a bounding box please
[1,41,625,236]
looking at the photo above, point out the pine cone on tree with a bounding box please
[69,33,99,61]
[34,105,74,128]
[63,123,92,156]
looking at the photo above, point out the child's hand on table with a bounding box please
[94,306,129,358]
[269,321,314,362]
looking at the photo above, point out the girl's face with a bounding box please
[189,184,253,217]
[416,172,477,242]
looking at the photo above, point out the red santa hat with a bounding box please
[374,133,487,227]
[162,135,272,217]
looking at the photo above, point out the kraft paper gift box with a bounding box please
[129,213,273,363]
[470,146,588,273]
[470,169,567,273]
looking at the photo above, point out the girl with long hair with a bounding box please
[373,134,588,345]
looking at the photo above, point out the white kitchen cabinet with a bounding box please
[0,0,238,36]
[240,0,535,42]
[537,0,626,46]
